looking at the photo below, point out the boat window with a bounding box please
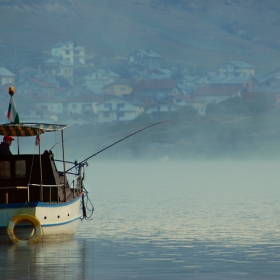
[15,160,26,178]
[0,161,11,179]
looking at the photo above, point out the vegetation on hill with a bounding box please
[0,0,280,74]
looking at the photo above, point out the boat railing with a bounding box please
[1,186,30,204]
[28,183,64,203]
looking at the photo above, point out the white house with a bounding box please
[83,69,120,94]
[217,61,255,77]
[193,84,244,104]
[128,49,162,71]
[20,106,59,123]
[97,95,144,123]
[145,99,180,115]
[35,96,64,114]
[66,94,103,115]
[51,41,85,65]
[171,94,207,116]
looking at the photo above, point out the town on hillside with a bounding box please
[0,40,279,126]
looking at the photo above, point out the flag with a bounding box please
[35,135,40,146]
[7,95,20,124]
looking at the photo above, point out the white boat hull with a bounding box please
[0,196,82,242]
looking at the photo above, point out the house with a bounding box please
[17,77,59,95]
[51,41,85,65]
[145,94,207,116]
[35,96,64,114]
[208,75,258,92]
[128,49,161,71]
[257,70,280,89]
[254,68,280,108]
[193,84,244,104]
[19,106,59,123]
[39,56,74,84]
[217,61,255,77]
[171,94,207,116]
[145,99,181,115]
[137,79,179,100]
[83,69,120,94]
[66,93,103,116]
[97,95,144,123]
[0,68,15,85]
[177,77,196,94]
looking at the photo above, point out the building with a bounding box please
[97,95,144,123]
[137,79,179,100]
[51,41,85,65]
[128,49,161,71]
[193,84,244,104]
[217,61,255,77]
[83,69,120,94]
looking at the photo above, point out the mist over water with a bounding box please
[1,160,280,279]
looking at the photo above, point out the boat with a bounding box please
[0,87,92,244]
[0,87,174,244]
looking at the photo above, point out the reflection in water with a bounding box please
[1,161,280,279]
[0,239,90,280]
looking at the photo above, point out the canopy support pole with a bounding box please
[61,130,66,202]
[39,138,43,202]
[17,136,20,155]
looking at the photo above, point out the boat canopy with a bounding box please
[0,123,68,137]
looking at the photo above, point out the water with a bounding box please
[1,160,280,279]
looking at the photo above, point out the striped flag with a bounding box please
[7,95,20,124]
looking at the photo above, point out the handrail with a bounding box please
[27,184,64,187]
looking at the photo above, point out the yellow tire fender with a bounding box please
[6,214,42,244]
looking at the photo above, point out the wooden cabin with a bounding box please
[0,150,77,204]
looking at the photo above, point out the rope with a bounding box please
[28,145,36,186]
[16,200,35,216]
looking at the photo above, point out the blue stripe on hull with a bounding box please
[42,216,81,227]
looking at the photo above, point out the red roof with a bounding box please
[28,78,57,88]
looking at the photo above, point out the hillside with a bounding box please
[0,0,280,74]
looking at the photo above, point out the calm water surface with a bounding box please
[1,160,280,279]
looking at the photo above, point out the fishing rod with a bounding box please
[65,118,176,173]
